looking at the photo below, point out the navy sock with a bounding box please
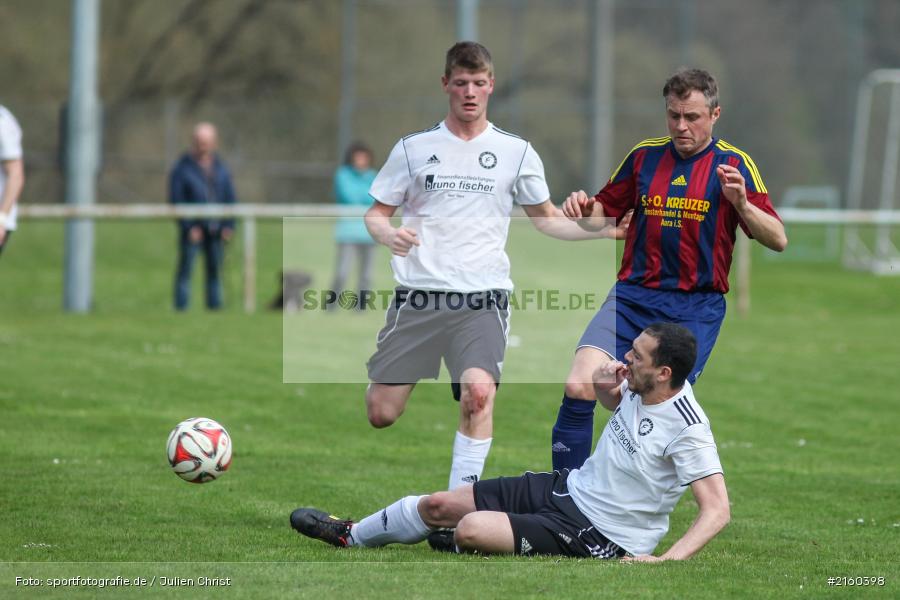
[551,394,596,470]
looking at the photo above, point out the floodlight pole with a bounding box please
[337,0,357,160]
[457,0,479,41]
[64,0,101,313]
[588,0,614,193]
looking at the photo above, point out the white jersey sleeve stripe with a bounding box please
[681,397,703,424]
[673,398,697,425]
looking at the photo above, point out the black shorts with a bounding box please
[367,288,510,398]
[473,470,626,559]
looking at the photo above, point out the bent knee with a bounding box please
[420,492,453,524]
[366,402,398,428]
[366,410,397,429]
[454,513,488,550]
[365,392,400,428]
[460,382,494,411]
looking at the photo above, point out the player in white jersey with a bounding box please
[363,42,625,491]
[292,324,730,561]
[0,105,25,258]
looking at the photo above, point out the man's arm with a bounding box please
[0,158,24,242]
[522,199,628,240]
[625,473,730,562]
[717,164,787,252]
[364,200,419,257]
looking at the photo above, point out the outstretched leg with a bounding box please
[291,485,477,548]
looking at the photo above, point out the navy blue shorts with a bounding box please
[577,281,726,383]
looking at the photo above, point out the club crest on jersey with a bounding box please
[478,151,497,169]
[638,418,654,436]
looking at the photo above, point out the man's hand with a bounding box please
[561,190,596,220]
[622,554,665,563]
[593,360,627,394]
[386,227,420,257]
[221,227,234,242]
[189,226,203,243]
[716,165,747,211]
[0,225,6,245]
[608,209,633,240]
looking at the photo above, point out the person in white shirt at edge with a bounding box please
[0,105,25,258]
[362,41,629,492]
[292,323,730,561]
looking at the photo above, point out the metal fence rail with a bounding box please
[19,205,900,314]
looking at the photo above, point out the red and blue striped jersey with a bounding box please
[597,137,780,294]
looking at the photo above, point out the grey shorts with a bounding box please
[367,288,510,394]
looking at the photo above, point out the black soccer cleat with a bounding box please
[426,529,457,553]
[290,507,354,548]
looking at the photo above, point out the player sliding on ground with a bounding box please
[292,324,730,560]
[363,41,627,491]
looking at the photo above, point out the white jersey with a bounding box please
[369,121,549,292]
[0,105,23,230]
[567,381,723,555]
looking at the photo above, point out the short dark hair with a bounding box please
[444,41,493,78]
[643,322,697,388]
[343,141,373,166]
[663,68,719,111]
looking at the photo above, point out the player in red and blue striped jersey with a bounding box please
[551,69,788,471]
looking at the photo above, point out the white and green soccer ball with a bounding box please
[166,417,232,483]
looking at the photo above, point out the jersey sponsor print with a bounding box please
[597,137,781,293]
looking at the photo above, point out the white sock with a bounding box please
[349,495,431,547]
[448,431,493,490]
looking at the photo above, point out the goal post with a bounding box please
[844,69,900,275]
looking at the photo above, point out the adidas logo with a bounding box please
[461,474,479,484]
[520,537,533,554]
[671,174,687,186]
[552,441,571,453]
[426,155,440,165]
[558,533,572,544]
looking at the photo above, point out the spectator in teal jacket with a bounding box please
[331,142,376,308]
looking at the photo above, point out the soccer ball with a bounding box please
[166,417,232,483]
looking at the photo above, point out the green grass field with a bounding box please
[1,221,898,598]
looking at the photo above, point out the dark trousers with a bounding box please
[331,242,375,296]
[174,228,224,310]
[0,230,12,258]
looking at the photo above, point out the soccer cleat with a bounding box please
[426,529,457,553]
[290,508,354,548]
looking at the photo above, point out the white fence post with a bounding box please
[242,216,256,314]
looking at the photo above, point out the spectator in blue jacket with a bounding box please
[331,142,376,308]
[169,122,237,310]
